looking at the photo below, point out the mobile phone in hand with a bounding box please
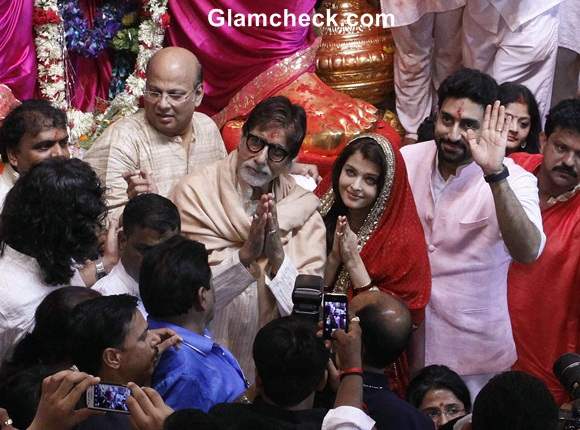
[323,293,349,339]
[86,383,131,414]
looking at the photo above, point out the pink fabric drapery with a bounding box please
[166,0,317,116]
[68,0,113,111]
[0,0,112,110]
[0,0,37,101]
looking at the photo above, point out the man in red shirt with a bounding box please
[509,98,580,405]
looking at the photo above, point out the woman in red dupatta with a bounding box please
[315,133,431,394]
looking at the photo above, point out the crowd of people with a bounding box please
[0,4,578,429]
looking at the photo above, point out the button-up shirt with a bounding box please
[149,319,247,412]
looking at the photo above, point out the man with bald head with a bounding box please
[351,290,433,430]
[84,47,227,213]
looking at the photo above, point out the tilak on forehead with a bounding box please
[456,100,465,119]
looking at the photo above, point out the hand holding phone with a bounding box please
[323,293,349,339]
[27,370,101,430]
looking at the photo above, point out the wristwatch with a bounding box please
[95,259,107,280]
[484,164,509,183]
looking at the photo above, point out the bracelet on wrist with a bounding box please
[339,367,364,380]
[484,164,509,183]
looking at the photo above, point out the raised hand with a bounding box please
[123,170,159,200]
[330,215,348,262]
[263,194,285,275]
[339,221,359,263]
[465,101,512,175]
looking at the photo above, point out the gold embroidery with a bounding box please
[319,133,396,293]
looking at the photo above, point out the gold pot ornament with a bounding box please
[315,0,395,105]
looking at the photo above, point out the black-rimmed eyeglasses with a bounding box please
[245,133,290,163]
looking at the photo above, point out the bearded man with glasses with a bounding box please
[84,47,228,218]
[172,96,326,380]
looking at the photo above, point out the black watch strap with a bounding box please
[484,164,509,183]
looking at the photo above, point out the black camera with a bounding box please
[554,353,580,430]
[291,274,324,323]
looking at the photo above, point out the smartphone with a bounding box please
[323,293,349,339]
[86,383,131,414]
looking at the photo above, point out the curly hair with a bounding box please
[0,99,67,163]
[545,98,580,138]
[0,158,106,285]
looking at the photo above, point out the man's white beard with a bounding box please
[239,164,273,189]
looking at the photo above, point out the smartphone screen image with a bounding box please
[323,293,348,339]
[86,383,131,414]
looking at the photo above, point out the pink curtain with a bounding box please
[167,0,317,116]
[0,0,37,100]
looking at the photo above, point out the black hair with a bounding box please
[407,365,472,413]
[545,98,580,138]
[164,409,218,430]
[357,303,411,368]
[324,137,386,252]
[0,287,101,381]
[417,114,436,143]
[241,96,306,159]
[123,193,181,237]
[498,82,541,153]
[67,294,139,376]
[0,158,106,285]
[139,235,211,318]
[0,364,66,429]
[253,316,329,407]
[437,68,498,111]
[472,371,558,430]
[0,99,67,163]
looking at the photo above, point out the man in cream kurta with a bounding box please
[172,96,326,379]
[84,47,227,214]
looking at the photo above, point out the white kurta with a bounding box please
[463,0,562,122]
[381,0,465,137]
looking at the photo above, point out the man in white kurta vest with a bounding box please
[462,0,562,122]
[400,68,545,400]
[380,0,465,143]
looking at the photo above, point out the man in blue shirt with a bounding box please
[140,235,248,412]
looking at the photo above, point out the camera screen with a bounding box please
[92,384,131,413]
[324,299,348,338]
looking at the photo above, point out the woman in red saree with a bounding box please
[315,133,431,394]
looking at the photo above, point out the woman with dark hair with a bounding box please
[498,82,541,154]
[315,133,430,322]
[0,157,107,363]
[407,365,471,429]
[0,286,101,381]
[315,133,431,393]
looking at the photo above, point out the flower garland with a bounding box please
[32,0,170,149]
[60,1,124,58]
